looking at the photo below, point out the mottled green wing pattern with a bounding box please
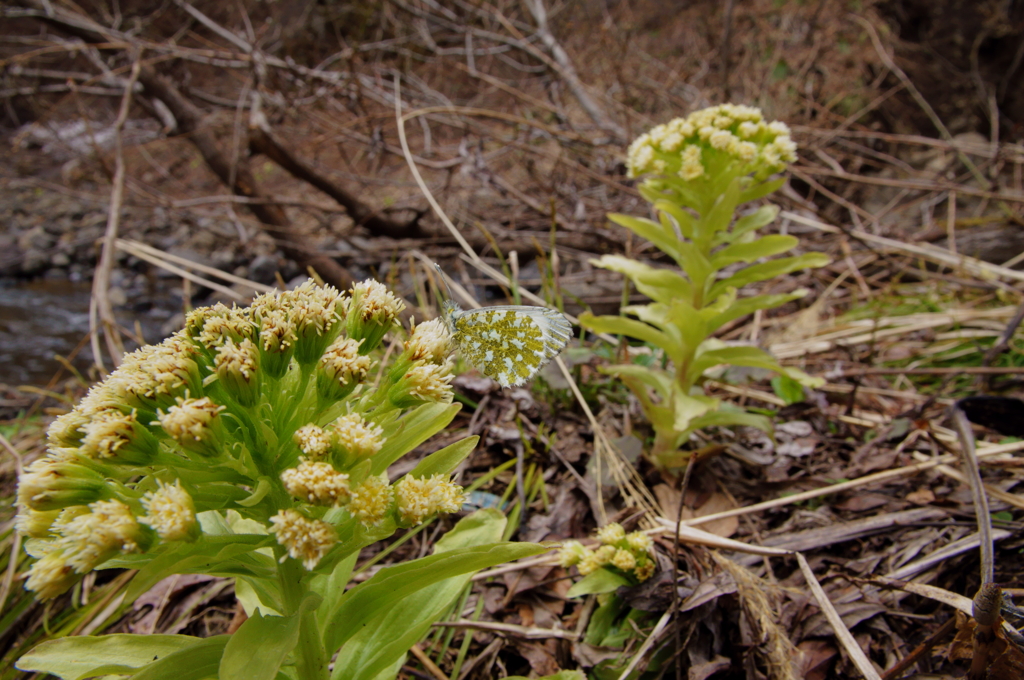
[446,304,572,388]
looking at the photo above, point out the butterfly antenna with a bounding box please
[434,263,457,308]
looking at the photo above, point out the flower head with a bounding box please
[17,457,106,512]
[46,410,89,448]
[347,279,404,353]
[79,408,157,464]
[595,522,626,545]
[348,474,393,526]
[140,480,197,541]
[25,549,78,600]
[557,540,590,568]
[329,413,385,463]
[394,474,466,526]
[317,337,371,402]
[156,397,225,458]
[405,318,452,363]
[280,280,345,366]
[53,499,142,573]
[387,361,454,408]
[214,338,260,406]
[295,424,331,460]
[15,507,61,538]
[269,509,337,570]
[281,460,351,506]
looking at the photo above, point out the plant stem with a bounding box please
[279,558,329,680]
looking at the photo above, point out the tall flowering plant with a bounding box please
[15,279,544,680]
[581,105,829,468]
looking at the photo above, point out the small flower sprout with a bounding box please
[558,523,657,583]
[14,277,472,601]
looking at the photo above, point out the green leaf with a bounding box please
[711,234,798,269]
[221,595,321,680]
[739,177,785,203]
[772,374,805,405]
[322,537,545,653]
[578,313,678,357]
[372,403,461,475]
[584,594,626,646]
[673,241,714,293]
[125,535,276,602]
[705,291,807,333]
[236,477,273,507]
[607,213,680,260]
[698,177,742,244]
[708,253,830,301]
[653,198,697,240]
[310,551,358,640]
[329,510,517,680]
[687,345,787,385]
[719,204,779,244]
[600,364,674,401]
[673,391,717,433]
[408,436,478,478]
[132,636,229,680]
[16,635,217,680]
[566,568,631,598]
[686,408,772,433]
[591,255,693,303]
[235,576,284,617]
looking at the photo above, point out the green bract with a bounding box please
[15,278,544,680]
[582,105,829,468]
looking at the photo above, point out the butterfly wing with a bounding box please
[449,305,572,387]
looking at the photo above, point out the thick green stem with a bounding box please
[279,558,329,680]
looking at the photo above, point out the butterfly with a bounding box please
[435,265,572,388]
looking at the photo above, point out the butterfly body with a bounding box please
[441,300,572,388]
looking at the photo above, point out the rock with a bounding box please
[107,286,128,307]
[0,234,23,277]
[50,252,71,267]
[249,255,280,284]
[20,249,50,275]
[18,225,54,252]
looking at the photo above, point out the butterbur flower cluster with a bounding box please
[16,277,469,600]
[559,523,656,583]
[626,104,797,183]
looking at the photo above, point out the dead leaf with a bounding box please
[906,488,936,504]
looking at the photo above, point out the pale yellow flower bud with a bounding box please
[25,549,78,600]
[79,408,157,464]
[387,361,454,408]
[281,460,351,506]
[269,509,337,570]
[557,540,589,568]
[348,475,393,526]
[595,522,626,545]
[295,424,331,460]
[611,549,637,572]
[405,318,452,363]
[634,560,656,582]
[15,507,60,538]
[394,474,466,526]
[156,397,225,458]
[53,499,142,573]
[347,279,405,353]
[626,531,653,553]
[317,337,371,402]
[215,338,260,407]
[329,413,385,461]
[140,480,197,541]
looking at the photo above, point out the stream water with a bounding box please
[0,278,172,386]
